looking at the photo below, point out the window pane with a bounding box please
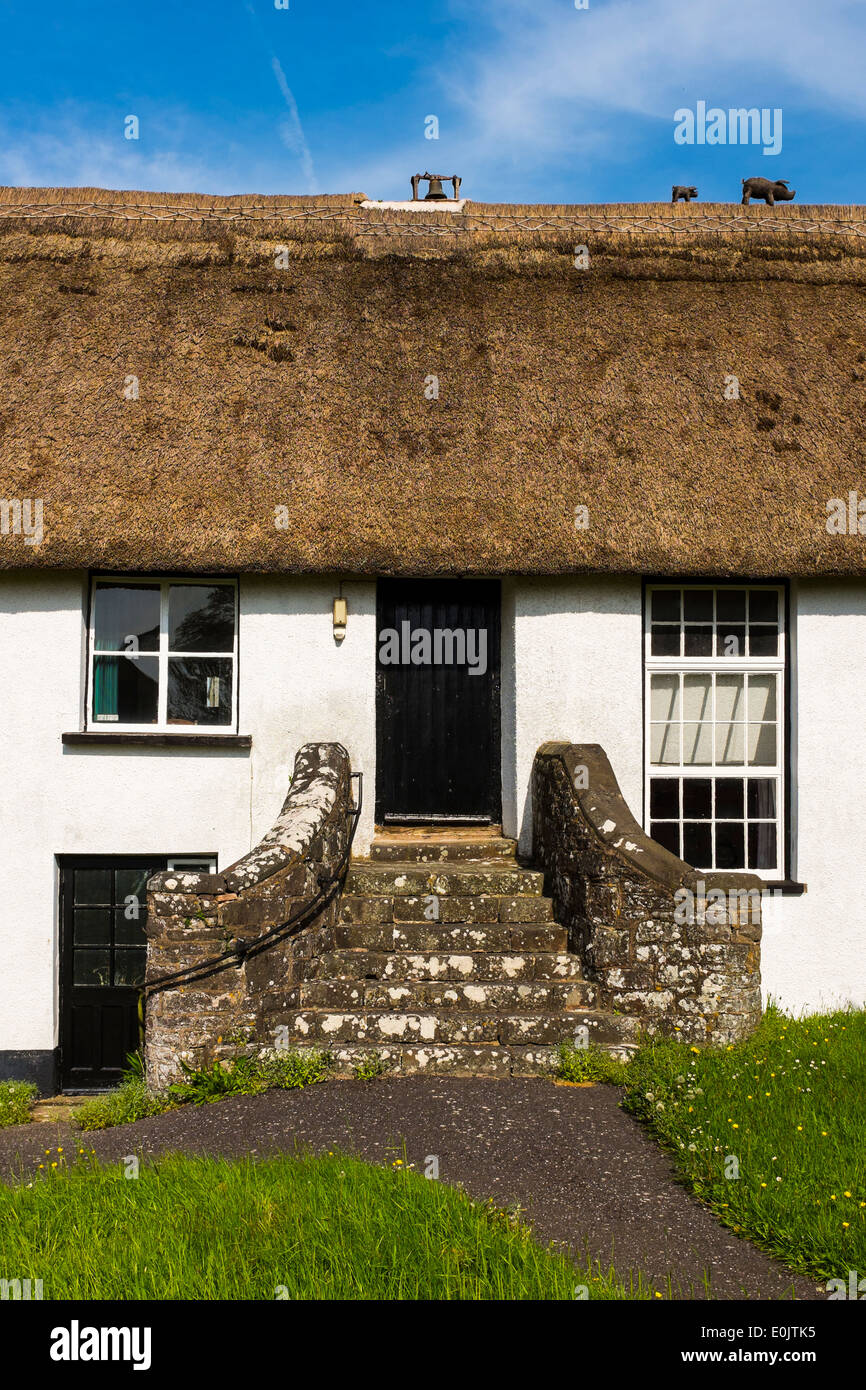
[716,722,744,765]
[749,821,777,871]
[73,950,111,987]
[684,626,713,657]
[683,779,711,819]
[93,654,159,724]
[715,674,744,722]
[73,910,111,945]
[113,948,147,987]
[651,591,680,623]
[715,822,745,870]
[683,722,712,764]
[683,590,713,622]
[749,627,778,657]
[683,822,711,866]
[74,869,111,905]
[683,674,711,720]
[114,906,147,946]
[650,822,680,856]
[115,867,153,904]
[93,584,159,652]
[748,722,777,765]
[716,625,745,658]
[716,778,744,819]
[747,778,777,819]
[650,778,679,819]
[716,590,746,624]
[167,658,233,725]
[749,591,778,623]
[651,674,680,722]
[748,674,776,722]
[651,626,680,657]
[651,723,680,764]
[169,585,235,653]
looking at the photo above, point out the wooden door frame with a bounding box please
[374,578,502,825]
[58,854,167,1090]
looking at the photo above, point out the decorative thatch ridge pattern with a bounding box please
[2,186,866,576]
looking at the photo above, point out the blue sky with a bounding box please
[0,0,864,204]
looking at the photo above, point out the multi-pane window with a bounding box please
[88,578,238,731]
[645,585,785,875]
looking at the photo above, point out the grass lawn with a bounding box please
[0,1151,649,1300]
[618,1007,865,1283]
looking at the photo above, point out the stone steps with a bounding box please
[339,893,555,925]
[296,949,586,982]
[279,835,640,1075]
[330,921,566,952]
[369,832,517,864]
[289,1006,637,1048]
[298,977,598,1012]
[344,864,547,898]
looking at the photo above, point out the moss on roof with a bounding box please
[1,186,865,576]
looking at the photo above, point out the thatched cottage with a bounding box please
[1,186,864,1090]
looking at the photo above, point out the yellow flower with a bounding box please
[821,1131,828,1137]
[654,1292,662,1299]
[732,1123,739,1129]
[761,1182,767,1188]
[797,1125,803,1131]
[830,1194,837,1201]
[844,1191,852,1198]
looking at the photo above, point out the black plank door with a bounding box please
[60,857,166,1088]
[376,579,501,822]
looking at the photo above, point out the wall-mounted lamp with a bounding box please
[333,596,348,642]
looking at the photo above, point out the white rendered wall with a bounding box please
[505,577,644,853]
[0,572,376,1054]
[759,580,866,1014]
[2,570,864,1057]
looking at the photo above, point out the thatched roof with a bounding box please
[2,185,866,577]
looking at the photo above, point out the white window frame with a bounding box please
[166,856,218,873]
[644,583,786,876]
[87,576,239,735]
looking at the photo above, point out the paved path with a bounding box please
[0,1077,823,1300]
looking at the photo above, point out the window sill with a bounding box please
[761,879,807,896]
[62,732,251,750]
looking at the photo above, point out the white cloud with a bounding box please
[444,0,866,163]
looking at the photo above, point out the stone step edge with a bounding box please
[280,1042,638,1076]
[286,1010,643,1046]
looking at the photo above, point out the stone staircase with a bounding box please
[286,829,640,1076]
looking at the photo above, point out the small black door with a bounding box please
[376,579,501,823]
[60,857,166,1088]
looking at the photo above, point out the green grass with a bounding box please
[0,1081,37,1128]
[555,1042,631,1084]
[620,1006,866,1282]
[73,1049,333,1131]
[74,1077,172,1132]
[0,1151,651,1300]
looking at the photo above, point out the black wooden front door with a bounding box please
[376,579,501,822]
[60,857,165,1088]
